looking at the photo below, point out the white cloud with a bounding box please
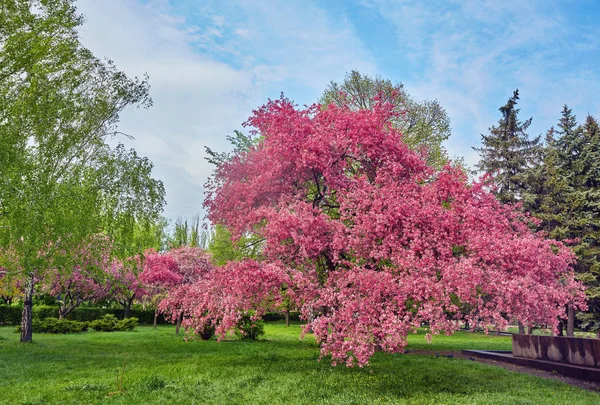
[75,0,375,221]
[210,15,225,27]
[234,28,252,38]
[360,0,600,169]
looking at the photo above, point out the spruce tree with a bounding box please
[528,109,600,336]
[569,115,600,337]
[474,90,541,334]
[473,90,542,206]
[523,127,570,237]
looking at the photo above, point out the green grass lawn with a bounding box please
[0,323,598,404]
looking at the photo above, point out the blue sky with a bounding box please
[75,0,600,221]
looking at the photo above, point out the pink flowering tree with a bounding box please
[139,249,179,328]
[41,235,113,319]
[161,259,287,340]
[108,255,146,318]
[140,246,213,332]
[199,95,587,367]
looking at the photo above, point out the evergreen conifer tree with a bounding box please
[527,108,600,336]
[473,90,542,206]
[569,114,600,337]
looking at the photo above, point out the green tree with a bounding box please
[204,130,257,168]
[0,0,165,342]
[473,89,542,206]
[205,130,262,264]
[524,127,570,237]
[574,114,600,337]
[168,215,209,249]
[321,70,452,169]
[474,90,542,334]
[127,216,170,254]
[207,224,261,266]
[526,108,600,337]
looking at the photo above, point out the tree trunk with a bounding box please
[153,309,158,329]
[285,308,290,327]
[557,320,564,336]
[175,314,182,335]
[124,298,132,319]
[567,306,575,337]
[527,324,533,335]
[596,329,600,339]
[58,298,80,320]
[518,321,525,334]
[20,273,35,343]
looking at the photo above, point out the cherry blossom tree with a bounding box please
[140,246,213,332]
[108,255,146,318]
[139,249,178,328]
[200,95,586,367]
[160,259,287,340]
[41,235,112,319]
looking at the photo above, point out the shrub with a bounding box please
[16,318,88,334]
[0,305,22,325]
[90,314,119,331]
[235,312,264,341]
[118,317,138,331]
[89,314,138,332]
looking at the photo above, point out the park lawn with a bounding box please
[0,323,598,404]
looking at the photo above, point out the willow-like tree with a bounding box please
[0,0,164,342]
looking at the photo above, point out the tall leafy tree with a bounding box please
[169,216,209,249]
[321,70,452,169]
[207,224,261,266]
[473,89,542,206]
[205,130,263,263]
[0,0,165,342]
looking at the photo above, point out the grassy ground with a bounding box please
[0,323,598,404]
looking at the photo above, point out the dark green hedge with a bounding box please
[0,305,167,325]
[0,305,22,325]
[0,305,300,326]
[262,311,301,322]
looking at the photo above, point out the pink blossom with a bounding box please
[198,95,586,367]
